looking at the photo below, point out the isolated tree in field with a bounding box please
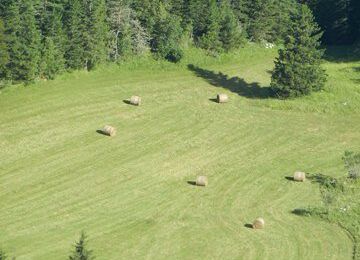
[69,232,94,260]
[0,18,9,79]
[271,4,326,98]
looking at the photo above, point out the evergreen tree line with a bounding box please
[0,0,357,84]
[0,0,305,83]
[302,0,360,45]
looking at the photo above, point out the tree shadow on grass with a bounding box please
[187,64,274,99]
[324,46,360,63]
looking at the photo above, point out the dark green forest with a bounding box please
[0,0,359,84]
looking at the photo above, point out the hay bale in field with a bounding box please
[130,96,141,106]
[253,218,265,229]
[102,125,116,137]
[217,94,229,103]
[293,171,306,182]
[196,176,208,186]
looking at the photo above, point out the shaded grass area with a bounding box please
[187,64,274,99]
[0,45,359,259]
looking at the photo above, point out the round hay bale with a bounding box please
[196,176,208,186]
[102,125,116,137]
[253,218,265,229]
[217,94,229,103]
[130,96,141,106]
[293,171,306,182]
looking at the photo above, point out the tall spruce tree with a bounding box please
[230,0,250,29]
[219,2,245,51]
[247,0,275,42]
[6,1,41,82]
[65,0,86,70]
[40,37,64,79]
[271,4,326,98]
[130,0,161,34]
[84,0,108,69]
[0,18,9,79]
[198,0,222,53]
[39,2,66,78]
[271,0,298,43]
[19,0,41,81]
[152,5,183,62]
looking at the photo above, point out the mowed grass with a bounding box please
[0,46,359,259]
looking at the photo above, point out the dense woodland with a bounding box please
[0,0,359,84]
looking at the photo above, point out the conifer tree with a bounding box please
[6,1,41,82]
[0,18,9,79]
[4,1,21,81]
[198,0,222,53]
[43,3,66,56]
[152,5,183,62]
[230,0,250,30]
[69,232,94,260]
[271,0,298,43]
[271,4,326,98]
[219,2,245,51]
[65,0,86,70]
[0,0,13,18]
[84,0,108,69]
[40,37,64,79]
[39,3,66,78]
[19,0,41,81]
[130,0,161,34]
[247,0,275,42]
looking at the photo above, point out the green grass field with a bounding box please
[1,45,359,259]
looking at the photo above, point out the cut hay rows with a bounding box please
[0,47,359,259]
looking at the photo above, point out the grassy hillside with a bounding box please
[0,45,359,259]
